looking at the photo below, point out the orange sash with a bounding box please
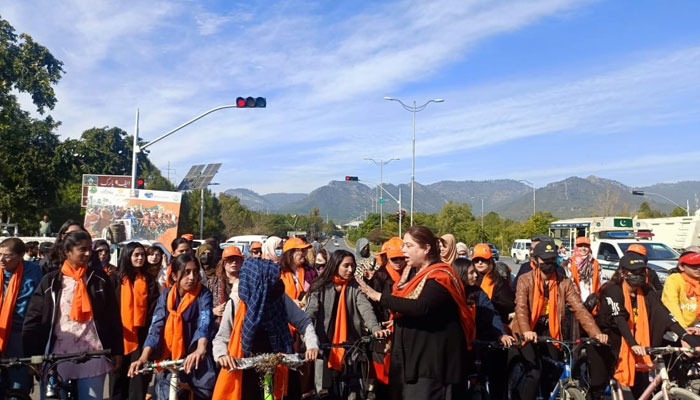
[480,273,495,299]
[385,265,402,285]
[392,262,475,349]
[61,261,92,322]
[212,301,288,400]
[121,274,148,355]
[570,255,600,294]
[530,268,560,340]
[329,276,349,371]
[281,267,305,300]
[682,273,700,320]
[0,262,23,353]
[614,284,652,387]
[162,283,201,360]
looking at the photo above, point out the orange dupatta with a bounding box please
[162,283,201,360]
[385,265,402,286]
[121,273,148,355]
[530,267,560,340]
[614,284,652,387]
[212,302,288,400]
[480,273,495,299]
[570,254,600,294]
[329,276,349,371]
[281,267,305,300]
[0,262,23,353]
[682,273,700,320]
[61,261,92,322]
[392,262,476,349]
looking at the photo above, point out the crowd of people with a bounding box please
[2,219,700,400]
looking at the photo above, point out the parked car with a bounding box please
[511,239,531,263]
[486,243,500,261]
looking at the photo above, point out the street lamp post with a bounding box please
[200,182,220,240]
[519,180,536,216]
[364,157,399,232]
[354,178,403,237]
[384,97,444,226]
[632,190,690,216]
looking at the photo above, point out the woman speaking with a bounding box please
[359,226,474,400]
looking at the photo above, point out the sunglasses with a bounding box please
[251,249,262,254]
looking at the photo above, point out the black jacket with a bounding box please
[380,280,469,385]
[109,272,160,349]
[23,268,124,357]
[477,272,514,325]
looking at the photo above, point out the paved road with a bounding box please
[323,237,354,254]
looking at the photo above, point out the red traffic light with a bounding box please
[345,176,359,181]
[136,178,145,189]
[236,96,266,108]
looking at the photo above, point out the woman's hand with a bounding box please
[305,348,319,362]
[213,303,226,317]
[218,355,237,371]
[686,327,700,336]
[381,320,394,329]
[357,278,381,302]
[594,333,608,344]
[183,348,206,374]
[631,345,646,357]
[373,329,391,339]
[499,335,515,347]
[523,331,537,342]
[127,358,147,378]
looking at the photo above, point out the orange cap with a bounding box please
[384,237,404,259]
[626,243,647,256]
[472,243,492,260]
[222,246,242,258]
[283,237,311,253]
[250,241,262,250]
[181,233,194,241]
[575,236,591,246]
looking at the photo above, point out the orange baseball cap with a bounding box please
[626,243,647,256]
[181,233,194,241]
[222,246,242,258]
[250,241,263,250]
[283,237,311,253]
[575,236,591,246]
[472,243,492,260]
[385,237,404,259]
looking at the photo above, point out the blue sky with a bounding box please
[5,0,700,194]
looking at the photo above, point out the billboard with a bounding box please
[81,174,132,207]
[84,186,182,246]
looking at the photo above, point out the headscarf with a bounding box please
[195,243,215,277]
[262,236,282,263]
[239,258,294,356]
[440,234,457,265]
[570,252,600,294]
[456,242,468,256]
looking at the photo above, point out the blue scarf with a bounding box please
[239,258,294,356]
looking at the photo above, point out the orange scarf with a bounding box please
[682,273,700,320]
[480,273,495,299]
[212,301,288,400]
[164,265,173,288]
[329,276,349,371]
[162,283,201,360]
[570,255,600,294]
[614,284,652,387]
[385,265,402,286]
[393,262,475,349]
[530,268,560,340]
[0,262,23,353]
[61,261,92,322]
[281,267,305,300]
[121,273,148,355]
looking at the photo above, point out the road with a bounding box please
[322,237,354,254]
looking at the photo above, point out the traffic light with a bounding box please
[395,209,406,221]
[136,178,145,189]
[236,96,266,108]
[345,176,359,181]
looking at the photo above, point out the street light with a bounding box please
[344,177,403,237]
[631,190,690,216]
[384,96,444,226]
[364,157,399,232]
[519,179,536,216]
[200,182,220,239]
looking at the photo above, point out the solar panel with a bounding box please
[177,163,221,191]
[177,164,206,191]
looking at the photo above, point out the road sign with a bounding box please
[379,198,385,204]
[81,174,132,207]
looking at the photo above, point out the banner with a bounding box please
[84,187,182,247]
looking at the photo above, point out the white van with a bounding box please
[225,235,268,246]
[511,239,531,263]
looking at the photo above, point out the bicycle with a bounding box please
[0,349,112,400]
[507,336,595,400]
[634,346,700,400]
[320,335,383,400]
[135,358,185,400]
[470,339,514,399]
[230,353,307,399]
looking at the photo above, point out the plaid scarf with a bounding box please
[239,258,293,356]
[574,252,594,282]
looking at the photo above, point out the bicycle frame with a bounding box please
[136,359,184,400]
[638,354,674,400]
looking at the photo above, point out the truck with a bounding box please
[636,211,700,252]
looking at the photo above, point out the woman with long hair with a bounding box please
[471,243,515,325]
[23,230,123,398]
[93,239,116,275]
[109,242,159,400]
[206,246,243,325]
[279,238,316,308]
[145,245,165,279]
[157,237,195,292]
[128,253,216,399]
[359,226,475,399]
[41,219,88,275]
[305,249,386,398]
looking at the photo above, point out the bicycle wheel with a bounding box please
[507,357,527,400]
[560,386,586,400]
[651,387,700,400]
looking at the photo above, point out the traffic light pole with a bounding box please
[359,179,403,237]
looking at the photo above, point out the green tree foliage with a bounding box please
[670,206,688,217]
[219,194,253,237]
[520,211,556,239]
[178,189,225,239]
[636,201,666,219]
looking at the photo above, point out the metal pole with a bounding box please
[131,109,139,189]
[380,162,384,231]
[200,188,204,240]
[688,199,691,217]
[398,188,402,237]
[411,101,416,226]
[481,198,484,230]
[533,186,536,215]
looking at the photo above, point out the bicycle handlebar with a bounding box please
[0,349,112,367]
[320,335,382,350]
[229,353,306,371]
[136,358,185,374]
[644,346,700,356]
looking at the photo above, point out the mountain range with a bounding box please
[224,176,700,223]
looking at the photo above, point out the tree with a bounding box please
[219,194,253,237]
[521,211,556,239]
[178,189,225,239]
[635,202,665,219]
[670,207,688,217]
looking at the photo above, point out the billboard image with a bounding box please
[84,187,182,246]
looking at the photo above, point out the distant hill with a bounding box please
[222,177,700,223]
